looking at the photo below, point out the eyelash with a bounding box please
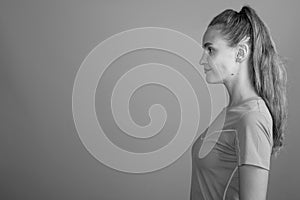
[207,47,214,55]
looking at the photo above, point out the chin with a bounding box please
[205,77,222,84]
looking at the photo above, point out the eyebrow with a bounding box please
[202,42,212,49]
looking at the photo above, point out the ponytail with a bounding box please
[208,5,288,157]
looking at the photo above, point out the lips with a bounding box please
[204,68,212,73]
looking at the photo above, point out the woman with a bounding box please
[190,5,288,200]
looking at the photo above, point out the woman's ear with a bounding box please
[236,37,250,63]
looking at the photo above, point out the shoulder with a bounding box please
[239,110,271,126]
[237,110,273,142]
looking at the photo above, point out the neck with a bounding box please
[224,64,259,107]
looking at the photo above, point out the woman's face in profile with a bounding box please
[200,27,237,84]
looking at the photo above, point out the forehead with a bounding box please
[202,27,228,47]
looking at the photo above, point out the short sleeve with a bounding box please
[236,111,273,170]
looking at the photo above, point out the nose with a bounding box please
[199,51,207,66]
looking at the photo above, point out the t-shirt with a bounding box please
[190,96,273,200]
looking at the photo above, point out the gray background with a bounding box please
[1,0,299,199]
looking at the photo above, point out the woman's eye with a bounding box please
[207,47,213,55]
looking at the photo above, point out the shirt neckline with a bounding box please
[225,96,262,110]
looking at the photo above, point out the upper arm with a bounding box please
[239,164,269,200]
[236,111,273,199]
[236,111,273,170]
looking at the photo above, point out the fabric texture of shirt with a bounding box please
[190,96,273,200]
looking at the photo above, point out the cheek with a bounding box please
[207,56,225,75]
[206,56,217,69]
[207,56,233,79]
